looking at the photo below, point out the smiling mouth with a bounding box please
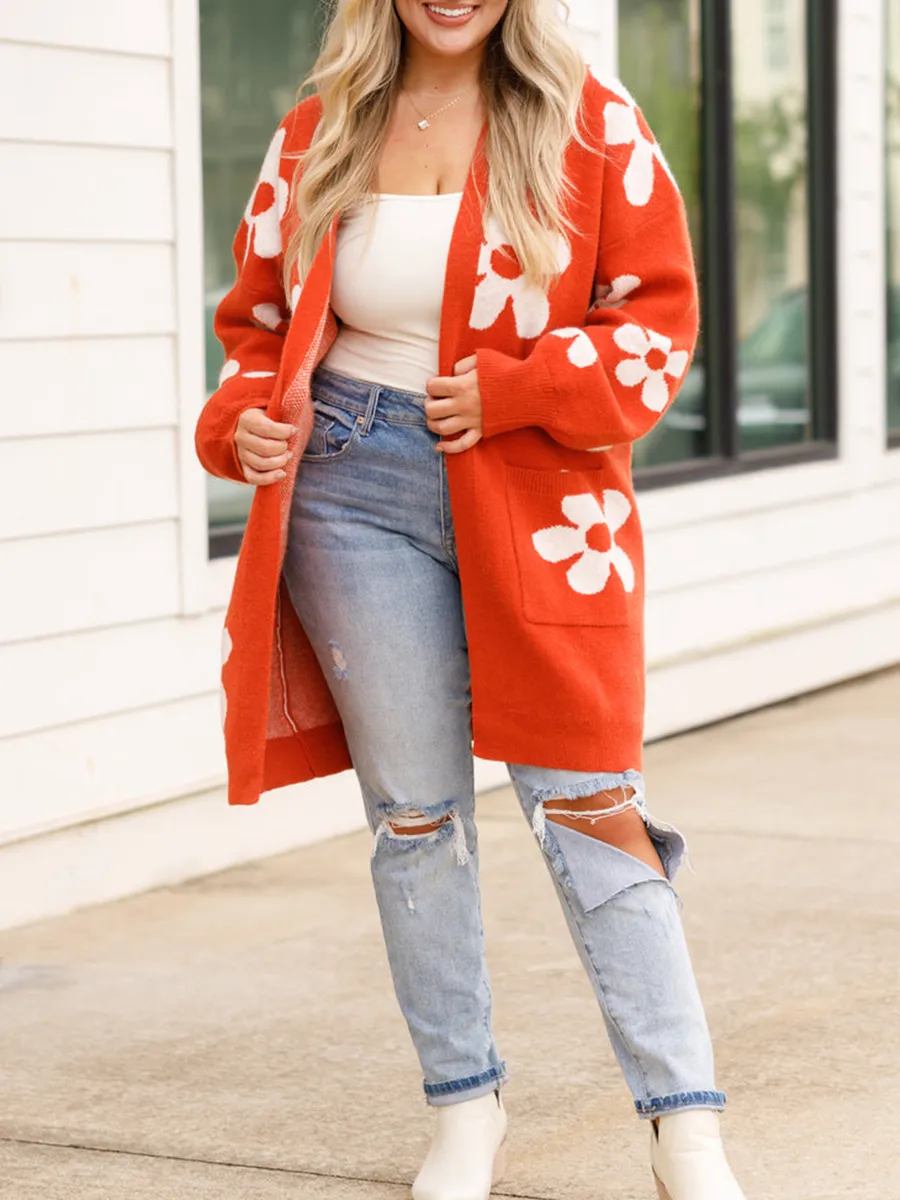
[424,4,477,18]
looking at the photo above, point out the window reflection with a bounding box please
[733,0,812,451]
[620,0,706,468]
[200,0,324,532]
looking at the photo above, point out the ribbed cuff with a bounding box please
[196,388,272,482]
[476,346,561,438]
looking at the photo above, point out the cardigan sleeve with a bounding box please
[194,120,296,483]
[475,96,700,452]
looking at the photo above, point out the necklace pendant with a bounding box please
[417,118,431,131]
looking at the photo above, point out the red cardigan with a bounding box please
[195,68,699,807]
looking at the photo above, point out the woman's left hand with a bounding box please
[425,355,482,454]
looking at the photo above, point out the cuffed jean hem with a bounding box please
[424,1065,509,1107]
[635,1090,727,1119]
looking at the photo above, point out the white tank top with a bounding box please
[319,191,463,394]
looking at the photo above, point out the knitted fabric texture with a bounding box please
[195,69,699,806]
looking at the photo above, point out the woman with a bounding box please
[195,1,747,1197]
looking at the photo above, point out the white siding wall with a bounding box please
[0,7,198,834]
[1,0,898,931]
[0,2,365,930]
[642,0,900,734]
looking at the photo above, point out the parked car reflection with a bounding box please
[638,287,811,465]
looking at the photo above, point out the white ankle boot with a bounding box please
[650,1110,746,1199]
[411,1089,507,1200]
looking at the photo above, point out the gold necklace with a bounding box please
[403,88,467,131]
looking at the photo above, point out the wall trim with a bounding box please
[0,771,367,933]
[170,0,211,615]
[646,598,900,741]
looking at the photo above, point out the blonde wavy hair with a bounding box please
[285,0,589,294]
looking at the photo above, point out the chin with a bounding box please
[414,21,482,47]
[419,31,484,55]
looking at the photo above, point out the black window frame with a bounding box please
[634,0,839,492]
[208,0,840,558]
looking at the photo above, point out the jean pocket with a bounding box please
[302,401,362,461]
[505,465,641,627]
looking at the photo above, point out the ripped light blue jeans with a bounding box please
[282,364,726,1118]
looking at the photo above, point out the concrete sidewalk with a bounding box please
[1,670,898,1200]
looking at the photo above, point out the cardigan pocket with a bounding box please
[302,400,362,462]
[505,466,640,627]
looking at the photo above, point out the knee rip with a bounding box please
[371,808,470,867]
[532,785,640,847]
[533,784,672,880]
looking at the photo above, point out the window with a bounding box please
[733,0,811,452]
[619,0,706,469]
[621,0,837,482]
[200,0,325,557]
[887,0,900,442]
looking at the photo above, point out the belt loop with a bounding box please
[360,384,380,436]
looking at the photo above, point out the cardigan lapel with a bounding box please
[278,211,340,429]
[275,213,340,545]
[437,119,490,379]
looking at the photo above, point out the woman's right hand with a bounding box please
[234,407,298,485]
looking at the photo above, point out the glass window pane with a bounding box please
[732,0,812,452]
[887,0,900,434]
[199,0,324,534]
[620,0,706,469]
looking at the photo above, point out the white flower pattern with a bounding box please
[589,67,675,208]
[550,327,599,369]
[243,126,289,263]
[604,102,675,207]
[470,215,571,338]
[614,325,689,413]
[532,491,635,596]
[592,274,642,311]
[252,302,286,331]
[218,358,276,386]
